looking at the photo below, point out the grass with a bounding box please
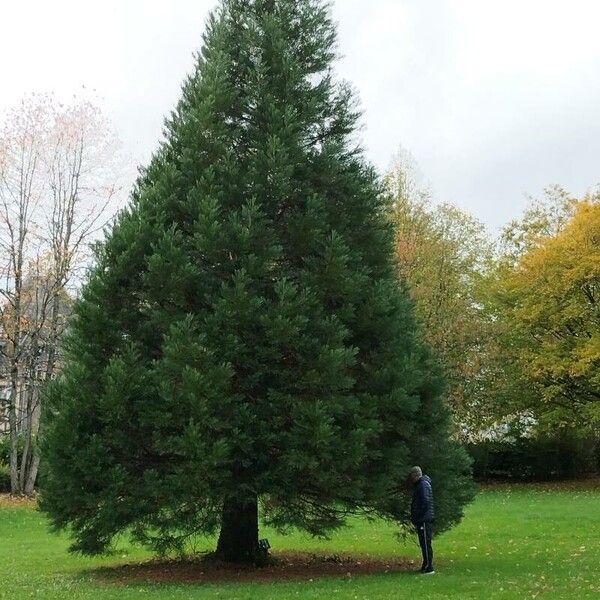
[0,482,599,599]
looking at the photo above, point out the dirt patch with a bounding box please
[0,493,37,508]
[93,551,416,585]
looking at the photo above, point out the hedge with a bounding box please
[466,432,599,481]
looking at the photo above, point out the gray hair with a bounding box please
[409,466,422,478]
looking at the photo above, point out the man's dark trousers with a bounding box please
[416,522,433,571]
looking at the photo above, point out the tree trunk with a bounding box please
[18,385,32,492]
[23,387,41,496]
[216,495,259,564]
[9,361,21,495]
[24,452,40,496]
[8,402,20,494]
[8,260,23,496]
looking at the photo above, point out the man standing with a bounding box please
[409,466,435,574]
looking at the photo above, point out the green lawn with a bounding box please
[1,483,599,599]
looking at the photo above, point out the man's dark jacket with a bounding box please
[411,475,434,525]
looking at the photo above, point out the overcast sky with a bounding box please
[2,0,600,231]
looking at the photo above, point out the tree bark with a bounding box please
[24,452,40,496]
[8,355,22,495]
[18,385,32,492]
[216,495,259,564]
[23,386,41,495]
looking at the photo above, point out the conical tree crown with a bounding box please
[41,0,474,555]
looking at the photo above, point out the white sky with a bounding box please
[2,0,600,231]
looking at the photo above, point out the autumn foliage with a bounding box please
[502,200,600,429]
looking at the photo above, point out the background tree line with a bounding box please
[0,100,598,494]
[387,150,599,479]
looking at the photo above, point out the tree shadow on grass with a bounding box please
[89,551,416,585]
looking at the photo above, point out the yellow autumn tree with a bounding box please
[503,200,600,430]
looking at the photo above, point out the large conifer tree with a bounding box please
[41,0,474,563]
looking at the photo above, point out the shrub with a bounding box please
[0,462,10,493]
[467,432,599,481]
[0,434,9,463]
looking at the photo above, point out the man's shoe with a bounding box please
[422,568,435,575]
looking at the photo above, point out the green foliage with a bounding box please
[467,433,599,481]
[0,435,9,493]
[40,0,473,557]
[0,434,27,464]
[0,461,10,492]
[0,436,32,493]
[0,435,9,463]
[0,435,39,490]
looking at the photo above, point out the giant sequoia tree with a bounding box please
[41,0,474,563]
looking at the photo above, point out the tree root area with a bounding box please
[0,494,37,508]
[93,551,415,585]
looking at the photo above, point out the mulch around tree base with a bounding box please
[93,552,416,585]
[0,494,37,508]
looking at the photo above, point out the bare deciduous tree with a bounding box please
[0,95,125,495]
